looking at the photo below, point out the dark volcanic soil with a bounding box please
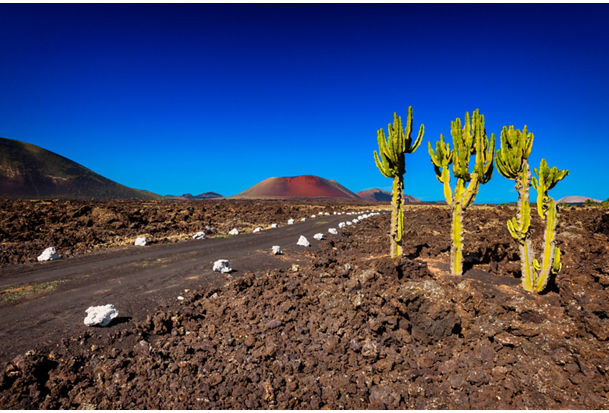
[1,204,609,408]
[0,199,375,266]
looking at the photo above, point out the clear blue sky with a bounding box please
[1,4,608,202]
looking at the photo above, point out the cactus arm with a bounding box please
[442,167,453,206]
[373,151,390,178]
[410,123,424,153]
[462,172,480,208]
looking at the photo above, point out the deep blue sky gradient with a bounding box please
[1,4,608,202]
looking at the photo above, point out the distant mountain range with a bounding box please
[356,188,419,203]
[165,192,223,200]
[0,137,160,200]
[556,195,602,205]
[233,175,360,200]
[1,137,423,202]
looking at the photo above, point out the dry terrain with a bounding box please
[1,201,608,408]
[0,199,377,266]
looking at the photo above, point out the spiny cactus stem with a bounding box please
[390,175,404,258]
[450,180,465,275]
[534,198,559,292]
[515,159,535,291]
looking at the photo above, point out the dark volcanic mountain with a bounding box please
[357,188,419,203]
[233,175,359,200]
[0,137,160,200]
[165,192,223,200]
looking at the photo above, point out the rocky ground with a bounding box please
[1,203,608,408]
[0,199,378,266]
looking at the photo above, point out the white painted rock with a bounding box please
[228,228,239,236]
[272,245,282,255]
[328,228,338,235]
[324,212,330,216]
[297,235,310,247]
[300,218,306,222]
[288,219,295,225]
[84,304,119,327]
[271,223,278,228]
[192,231,206,240]
[346,221,353,226]
[352,219,359,224]
[338,222,346,228]
[313,233,325,240]
[253,227,262,233]
[213,259,232,273]
[311,214,316,218]
[37,247,60,262]
[134,237,148,246]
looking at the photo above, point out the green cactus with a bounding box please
[428,109,495,275]
[374,106,424,258]
[496,125,568,293]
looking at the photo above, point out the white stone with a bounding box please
[338,222,346,228]
[271,223,278,228]
[228,228,239,236]
[328,228,338,235]
[300,218,306,222]
[84,304,119,327]
[192,231,206,240]
[324,212,330,216]
[272,245,282,255]
[311,214,316,218]
[313,233,325,240]
[134,237,148,246]
[37,247,60,262]
[213,259,232,273]
[346,221,353,226]
[297,235,310,247]
[253,227,262,233]
[177,296,185,301]
[288,219,295,225]
[352,219,359,224]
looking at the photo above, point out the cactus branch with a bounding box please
[428,109,494,274]
[496,125,568,293]
[374,106,424,258]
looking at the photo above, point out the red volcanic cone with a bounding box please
[233,175,359,199]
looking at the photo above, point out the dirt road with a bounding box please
[0,213,358,362]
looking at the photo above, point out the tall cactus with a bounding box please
[495,125,568,293]
[428,109,495,275]
[374,106,424,258]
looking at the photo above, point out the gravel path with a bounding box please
[0,214,353,362]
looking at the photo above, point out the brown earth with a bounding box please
[0,198,379,266]
[1,203,609,408]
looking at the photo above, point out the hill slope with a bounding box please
[233,175,360,199]
[556,195,601,205]
[165,192,223,200]
[0,137,159,200]
[357,188,419,203]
